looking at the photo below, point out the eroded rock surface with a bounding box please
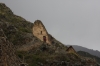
[0,28,20,66]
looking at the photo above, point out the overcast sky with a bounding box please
[0,0,100,51]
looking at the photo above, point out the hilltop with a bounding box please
[0,3,99,66]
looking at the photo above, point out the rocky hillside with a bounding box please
[77,51,100,63]
[0,28,20,66]
[67,45,100,64]
[0,3,99,66]
[68,45,100,58]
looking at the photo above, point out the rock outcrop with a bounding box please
[0,28,20,66]
[32,20,51,44]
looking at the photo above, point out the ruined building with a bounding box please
[66,46,76,53]
[32,20,51,44]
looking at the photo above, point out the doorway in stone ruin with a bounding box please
[43,36,46,42]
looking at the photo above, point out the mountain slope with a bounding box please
[0,3,66,50]
[0,3,99,66]
[69,45,100,58]
[77,51,100,63]
[0,28,21,66]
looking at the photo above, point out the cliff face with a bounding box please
[0,28,20,66]
[32,20,51,44]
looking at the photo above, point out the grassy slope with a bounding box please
[78,51,100,63]
[16,44,80,66]
[0,3,33,46]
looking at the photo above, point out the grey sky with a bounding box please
[0,0,100,51]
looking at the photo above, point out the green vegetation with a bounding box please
[16,51,71,66]
[15,43,81,66]
[78,51,100,63]
[0,3,33,45]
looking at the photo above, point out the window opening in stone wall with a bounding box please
[41,31,42,34]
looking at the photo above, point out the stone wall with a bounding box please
[32,20,51,44]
